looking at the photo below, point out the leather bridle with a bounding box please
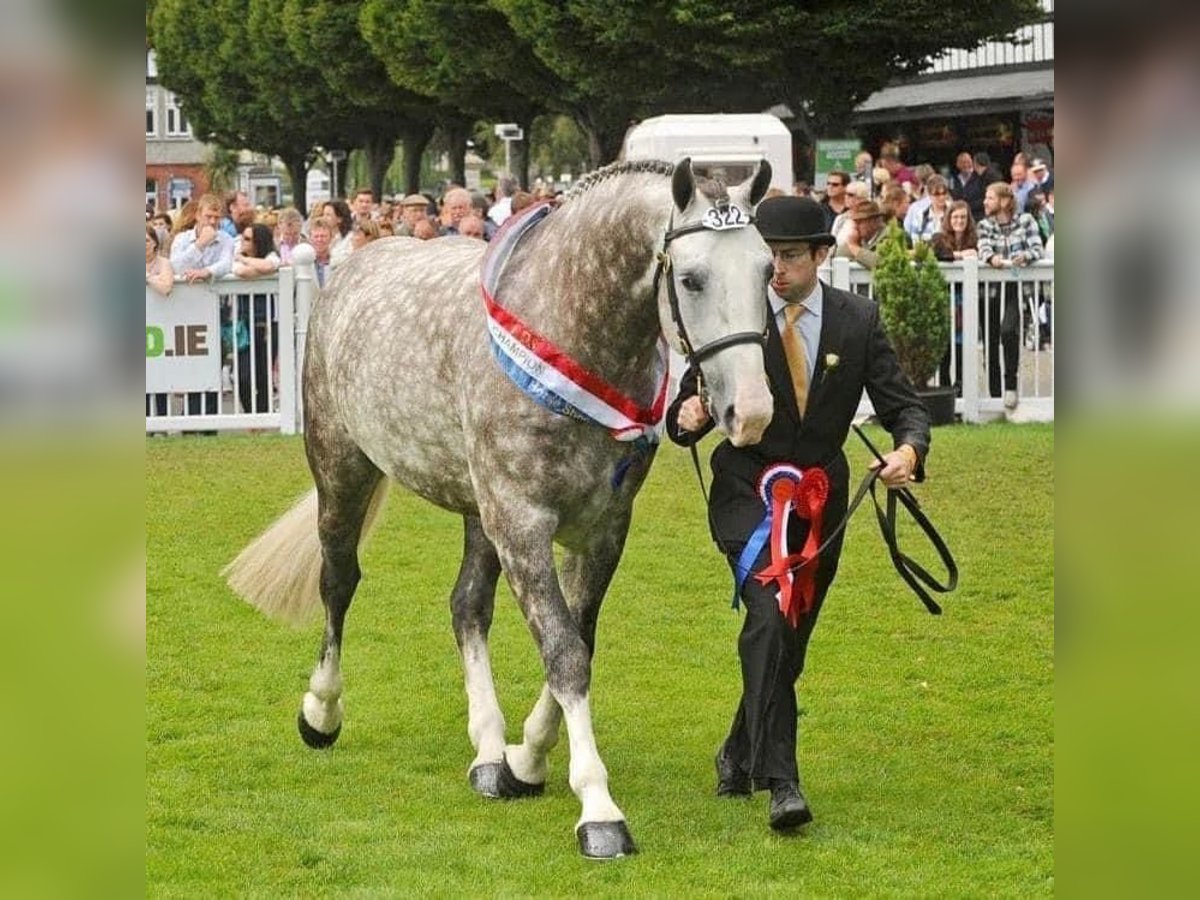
[650,206,768,408]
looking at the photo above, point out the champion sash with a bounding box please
[481,203,668,443]
[733,464,830,628]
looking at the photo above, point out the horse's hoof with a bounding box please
[495,755,545,798]
[468,762,504,798]
[576,820,637,859]
[297,710,341,749]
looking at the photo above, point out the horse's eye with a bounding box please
[680,273,703,292]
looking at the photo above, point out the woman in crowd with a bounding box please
[323,199,355,267]
[911,174,952,243]
[231,223,281,415]
[350,217,381,252]
[146,225,175,417]
[166,199,198,256]
[930,200,978,261]
[930,201,979,392]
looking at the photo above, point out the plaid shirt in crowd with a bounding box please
[977,213,1044,264]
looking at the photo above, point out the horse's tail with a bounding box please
[222,481,390,626]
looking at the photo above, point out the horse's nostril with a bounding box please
[722,405,737,431]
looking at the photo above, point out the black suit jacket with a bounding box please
[666,283,931,550]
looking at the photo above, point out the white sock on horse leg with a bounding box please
[506,684,560,784]
[302,648,344,733]
[461,639,506,768]
[558,693,624,826]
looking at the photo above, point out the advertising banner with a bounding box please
[814,139,861,189]
[146,286,221,393]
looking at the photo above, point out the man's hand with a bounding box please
[184,268,211,283]
[196,224,218,249]
[676,395,711,432]
[869,444,918,489]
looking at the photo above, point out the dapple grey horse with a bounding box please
[224,159,775,858]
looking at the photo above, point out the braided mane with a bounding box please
[561,158,732,206]
[561,159,675,203]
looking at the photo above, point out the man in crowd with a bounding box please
[438,187,473,236]
[818,171,849,231]
[488,176,518,228]
[950,151,989,223]
[395,194,431,236]
[307,217,334,288]
[878,143,918,193]
[850,150,874,197]
[1028,158,1054,194]
[977,181,1045,409]
[220,190,253,238]
[457,214,486,240]
[831,180,869,246]
[352,188,375,223]
[666,196,931,834]
[836,200,888,269]
[170,193,235,426]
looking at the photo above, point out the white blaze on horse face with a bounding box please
[664,216,774,446]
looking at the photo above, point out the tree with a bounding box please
[281,0,442,198]
[872,222,950,388]
[150,0,351,212]
[361,0,556,189]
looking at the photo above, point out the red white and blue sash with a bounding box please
[481,203,668,443]
[733,464,830,628]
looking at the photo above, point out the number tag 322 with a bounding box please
[701,206,750,231]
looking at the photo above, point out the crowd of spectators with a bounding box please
[147,149,1053,415]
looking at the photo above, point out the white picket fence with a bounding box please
[145,249,317,434]
[145,251,1053,435]
[827,256,1055,423]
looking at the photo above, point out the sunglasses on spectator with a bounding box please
[827,180,844,187]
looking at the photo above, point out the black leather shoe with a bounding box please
[715,744,751,798]
[768,782,813,831]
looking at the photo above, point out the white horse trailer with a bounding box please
[621,113,794,193]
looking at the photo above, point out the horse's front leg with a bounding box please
[504,512,633,809]
[485,510,636,859]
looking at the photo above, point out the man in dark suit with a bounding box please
[666,196,931,832]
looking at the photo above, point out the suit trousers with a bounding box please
[721,510,846,790]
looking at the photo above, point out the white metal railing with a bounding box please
[145,247,316,434]
[824,256,1054,423]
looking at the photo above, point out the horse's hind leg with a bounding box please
[448,516,510,798]
[298,439,385,749]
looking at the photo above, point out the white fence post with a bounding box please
[276,266,297,434]
[960,257,981,423]
[290,244,317,434]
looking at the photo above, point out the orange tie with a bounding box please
[782,304,810,415]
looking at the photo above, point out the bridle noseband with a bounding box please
[650,205,768,402]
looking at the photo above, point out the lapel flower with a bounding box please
[819,353,840,386]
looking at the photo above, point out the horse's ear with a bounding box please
[748,159,773,207]
[672,157,695,212]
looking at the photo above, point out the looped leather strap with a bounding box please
[686,427,958,615]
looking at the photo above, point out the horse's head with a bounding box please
[657,158,775,446]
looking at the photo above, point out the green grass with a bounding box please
[147,423,1053,897]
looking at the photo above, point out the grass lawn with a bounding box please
[147,423,1053,896]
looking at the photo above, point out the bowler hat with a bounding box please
[755,197,836,245]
